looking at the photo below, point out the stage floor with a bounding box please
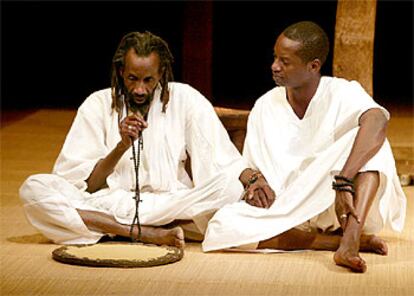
[1,109,413,295]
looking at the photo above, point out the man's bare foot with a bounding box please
[334,247,367,273]
[140,226,185,249]
[360,235,388,255]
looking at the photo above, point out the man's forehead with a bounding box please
[124,50,160,68]
[126,49,159,60]
[274,34,302,54]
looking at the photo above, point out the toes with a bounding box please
[176,228,185,249]
[169,227,185,248]
[174,227,185,240]
[370,237,388,255]
[377,240,388,256]
[380,244,388,256]
[175,238,185,249]
[348,257,367,273]
[334,252,367,273]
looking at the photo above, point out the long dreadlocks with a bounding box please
[111,31,174,114]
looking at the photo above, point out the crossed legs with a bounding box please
[77,210,185,248]
[258,172,385,272]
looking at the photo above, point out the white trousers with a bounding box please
[20,170,243,245]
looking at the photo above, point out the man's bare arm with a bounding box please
[335,108,388,227]
[340,108,388,180]
[86,114,147,193]
[85,143,130,193]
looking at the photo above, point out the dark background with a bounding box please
[1,1,413,111]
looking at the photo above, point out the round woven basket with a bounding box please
[52,242,184,268]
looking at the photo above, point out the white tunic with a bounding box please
[20,83,247,244]
[202,77,406,252]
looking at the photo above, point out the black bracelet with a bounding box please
[246,171,263,189]
[332,181,354,188]
[332,175,355,196]
[334,175,353,183]
[333,186,355,195]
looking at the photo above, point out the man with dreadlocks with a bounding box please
[19,31,248,248]
[203,21,406,273]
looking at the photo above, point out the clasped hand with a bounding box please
[243,177,276,209]
[119,114,148,148]
[334,190,360,230]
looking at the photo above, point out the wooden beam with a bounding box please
[333,0,377,96]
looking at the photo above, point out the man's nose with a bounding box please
[271,60,280,72]
[133,82,146,95]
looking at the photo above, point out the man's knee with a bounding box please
[19,174,60,204]
[355,171,380,188]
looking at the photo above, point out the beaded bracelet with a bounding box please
[332,180,354,189]
[334,175,353,183]
[241,171,263,201]
[332,175,355,196]
[334,186,355,195]
[247,171,263,187]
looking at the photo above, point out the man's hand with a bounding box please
[86,113,148,193]
[243,176,276,208]
[119,113,148,148]
[335,190,360,230]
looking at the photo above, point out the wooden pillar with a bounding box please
[214,107,250,153]
[182,2,213,100]
[333,0,377,96]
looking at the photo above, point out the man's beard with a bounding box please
[124,88,155,118]
[272,75,285,87]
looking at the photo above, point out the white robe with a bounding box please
[202,77,407,252]
[20,83,247,244]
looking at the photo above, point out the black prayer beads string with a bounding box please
[129,134,143,241]
[129,133,143,242]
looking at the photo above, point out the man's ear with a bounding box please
[119,67,124,78]
[309,59,321,73]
